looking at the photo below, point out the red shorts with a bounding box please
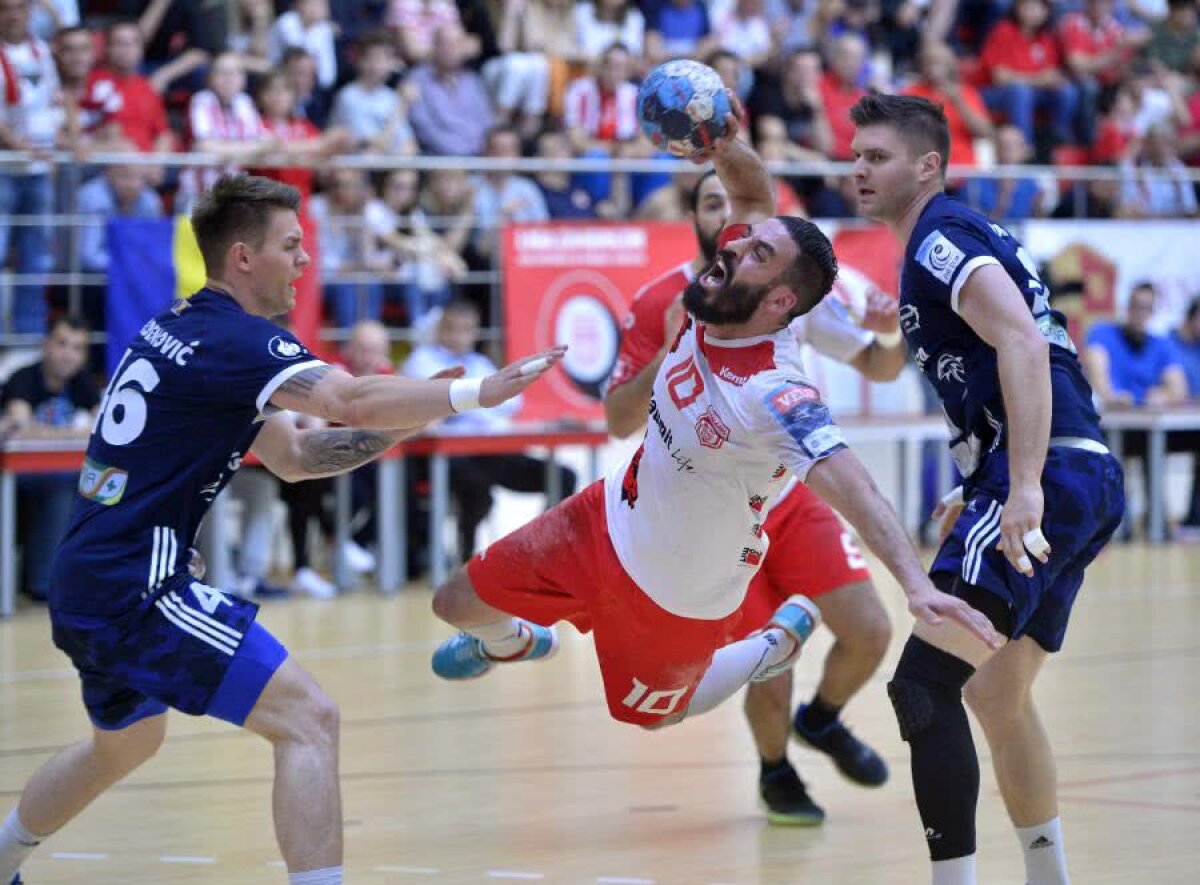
[730,482,872,641]
[467,480,743,727]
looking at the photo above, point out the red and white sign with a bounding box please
[503,222,695,421]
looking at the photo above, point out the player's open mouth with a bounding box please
[701,255,729,289]
[858,188,875,200]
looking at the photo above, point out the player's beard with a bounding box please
[694,222,719,263]
[683,255,769,326]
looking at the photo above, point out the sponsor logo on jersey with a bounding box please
[648,396,674,449]
[669,448,695,472]
[751,523,763,539]
[78,457,128,505]
[936,353,965,383]
[914,346,930,372]
[739,547,763,567]
[749,494,767,513]
[139,318,198,366]
[268,336,305,360]
[771,464,787,480]
[665,355,705,409]
[915,230,966,286]
[694,407,731,449]
[802,425,846,458]
[716,365,752,385]
[769,385,819,414]
[899,303,921,333]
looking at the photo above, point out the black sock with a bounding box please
[760,755,790,780]
[802,695,843,732]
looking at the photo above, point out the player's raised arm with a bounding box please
[694,93,775,226]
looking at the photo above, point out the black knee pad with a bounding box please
[887,637,976,743]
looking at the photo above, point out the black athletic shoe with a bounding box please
[793,704,889,787]
[758,761,826,826]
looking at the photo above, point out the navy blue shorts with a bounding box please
[51,574,288,730]
[931,446,1125,653]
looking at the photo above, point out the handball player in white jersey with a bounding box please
[606,167,906,823]
[430,100,1001,731]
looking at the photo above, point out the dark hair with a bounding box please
[104,18,141,39]
[706,49,739,69]
[689,169,720,214]
[776,216,838,319]
[255,68,289,98]
[850,92,951,175]
[1130,280,1157,299]
[281,45,314,65]
[191,174,301,274]
[357,29,395,57]
[1186,296,1200,324]
[56,25,92,43]
[442,297,480,319]
[48,314,90,336]
[484,124,521,153]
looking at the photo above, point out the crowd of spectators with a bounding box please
[0,0,1193,337]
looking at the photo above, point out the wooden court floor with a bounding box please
[1,542,1197,884]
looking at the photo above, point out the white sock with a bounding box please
[0,808,45,881]
[1016,817,1069,885]
[685,630,791,718]
[469,618,530,658]
[289,866,343,884]
[931,854,976,885]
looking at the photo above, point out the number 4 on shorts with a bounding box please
[190,582,230,615]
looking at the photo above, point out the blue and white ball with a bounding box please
[637,60,732,158]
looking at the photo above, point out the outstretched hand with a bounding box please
[907,580,1005,650]
[689,90,745,165]
[479,346,568,409]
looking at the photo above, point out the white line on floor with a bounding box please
[487,873,545,880]
[376,866,442,874]
[51,852,108,861]
[598,878,657,884]
[159,855,216,864]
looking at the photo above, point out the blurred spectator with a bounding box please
[341,317,391,571]
[472,125,549,261]
[76,162,163,275]
[226,0,273,75]
[1116,124,1199,218]
[1061,0,1151,143]
[979,0,1079,152]
[1052,174,1120,218]
[1144,0,1197,75]
[713,0,772,71]
[877,0,923,79]
[283,45,332,128]
[1090,81,1140,163]
[0,316,98,601]
[1170,296,1200,398]
[401,298,577,562]
[764,0,815,64]
[268,0,338,89]
[29,0,76,41]
[83,21,174,157]
[576,0,645,59]
[534,128,599,218]
[756,135,806,216]
[373,167,466,326]
[222,465,289,599]
[818,32,868,160]
[750,48,833,160]
[457,0,501,70]
[564,41,641,212]
[643,0,717,66]
[388,0,466,66]
[1086,281,1187,408]
[179,51,277,211]
[905,41,992,169]
[277,433,338,599]
[633,169,702,220]
[252,69,354,199]
[484,0,554,139]
[52,24,96,156]
[421,167,477,282]
[0,0,58,336]
[969,124,1047,220]
[489,0,585,127]
[310,167,394,327]
[407,22,495,156]
[133,0,220,93]
[708,48,751,104]
[329,31,416,155]
[1179,81,1200,167]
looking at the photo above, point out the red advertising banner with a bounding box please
[503,221,696,422]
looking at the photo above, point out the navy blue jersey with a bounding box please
[51,288,325,615]
[899,194,1103,480]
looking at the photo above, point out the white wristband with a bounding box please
[448,378,483,413]
[875,328,904,348]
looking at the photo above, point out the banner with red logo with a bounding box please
[503,221,696,422]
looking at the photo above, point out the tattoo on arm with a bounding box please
[297,428,397,476]
[277,364,333,400]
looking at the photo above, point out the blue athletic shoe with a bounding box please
[11,873,23,884]
[432,624,559,680]
[751,595,821,683]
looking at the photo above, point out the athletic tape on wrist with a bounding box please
[875,328,903,348]
[449,378,483,412]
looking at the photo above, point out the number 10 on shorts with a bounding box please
[622,677,687,716]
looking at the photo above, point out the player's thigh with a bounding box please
[90,711,169,770]
[813,580,891,652]
[242,656,338,746]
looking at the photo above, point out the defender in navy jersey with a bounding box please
[0,175,562,885]
[850,94,1124,885]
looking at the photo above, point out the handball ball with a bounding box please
[637,60,732,158]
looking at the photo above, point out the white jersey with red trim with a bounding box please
[603,317,847,620]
